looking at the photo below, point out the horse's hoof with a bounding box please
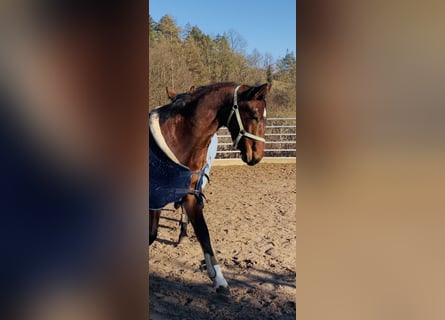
[215,286,230,297]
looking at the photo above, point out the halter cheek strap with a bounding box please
[226,85,266,149]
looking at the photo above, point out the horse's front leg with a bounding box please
[182,195,229,294]
[149,210,161,245]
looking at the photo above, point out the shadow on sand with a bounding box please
[149,262,296,320]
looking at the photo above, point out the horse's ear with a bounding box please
[188,86,196,94]
[166,87,176,100]
[247,83,271,100]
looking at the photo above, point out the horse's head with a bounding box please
[165,86,195,107]
[227,83,271,166]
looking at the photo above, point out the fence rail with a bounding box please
[216,118,296,159]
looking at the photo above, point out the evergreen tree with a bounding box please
[157,15,181,42]
[276,50,296,79]
[149,14,159,45]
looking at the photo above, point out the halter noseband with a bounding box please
[226,85,266,149]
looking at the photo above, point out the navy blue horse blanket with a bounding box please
[149,115,217,210]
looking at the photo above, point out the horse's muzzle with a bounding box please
[241,149,263,166]
[246,157,261,166]
[240,138,265,166]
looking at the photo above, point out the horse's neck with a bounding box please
[161,103,223,170]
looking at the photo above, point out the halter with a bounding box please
[226,85,266,149]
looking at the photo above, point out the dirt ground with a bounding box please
[149,162,296,320]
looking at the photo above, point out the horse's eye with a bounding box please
[250,108,260,121]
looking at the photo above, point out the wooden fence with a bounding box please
[216,118,296,159]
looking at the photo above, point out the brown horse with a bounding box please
[149,82,270,294]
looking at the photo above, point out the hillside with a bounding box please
[149,14,296,118]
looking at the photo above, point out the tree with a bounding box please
[225,29,247,53]
[263,52,274,69]
[182,36,206,83]
[266,64,274,85]
[213,34,235,81]
[276,50,296,75]
[149,14,159,45]
[187,26,215,80]
[181,23,193,40]
[248,49,263,68]
[157,15,180,42]
[156,15,182,88]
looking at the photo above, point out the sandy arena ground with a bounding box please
[149,162,296,320]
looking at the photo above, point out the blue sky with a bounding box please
[149,0,296,62]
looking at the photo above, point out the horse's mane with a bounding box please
[158,82,236,122]
[190,82,236,99]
